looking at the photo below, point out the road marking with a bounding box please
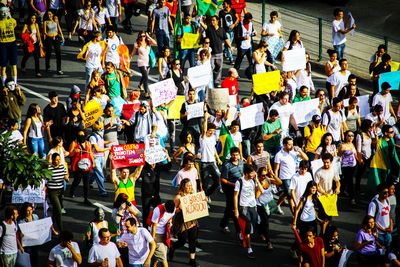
[19,84,49,102]
[93,202,113,213]
[131,70,159,83]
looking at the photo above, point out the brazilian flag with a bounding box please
[218,123,235,161]
[173,1,182,58]
[197,0,223,16]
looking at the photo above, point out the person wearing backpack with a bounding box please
[367,183,393,249]
[0,205,23,267]
[177,13,198,71]
[322,97,348,145]
[148,200,176,267]
[127,101,157,143]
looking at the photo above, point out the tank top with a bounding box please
[257,181,274,206]
[300,198,316,222]
[28,117,43,138]
[90,221,108,245]
[136,44,150,67]
[115,179,135,202]
[34,0,46,12]
[45,21,58,36]
[346,109,359,132]
[160,58,169,78]
[341,148,356,167]
[253,50,266,74]
[29,25,38,43]
[326,60,340,82]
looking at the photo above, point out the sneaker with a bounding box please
[36,73,42,77]
[61,208,66,214]
[207,196,212,204]
[219,188,224,194]
[221,226,230,233]
[350,199,356,205]
[290,249,297,259]
[266,242,273,251]
[57,70,64,75]
[247,251,255,259]
[276,206,284,215]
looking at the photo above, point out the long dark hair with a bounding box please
[318,133,334,156]
[136,31,150,45]
[288,30,302,50]
[113,193,129,208]
[26,103,40,118]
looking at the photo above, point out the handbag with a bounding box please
[16,251,31,267]
[75,143,93,172]
[149,47,156,68]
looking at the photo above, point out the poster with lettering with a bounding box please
[181,191,209,222]
[267,36,285,59]
[167,96,186,119]
[149,78,177,107]
[239,103,264,130]
[186,102,204,120]
[378,71,400,90]
[18,217,53,246]
[12,182,46,204]
[144,135,168,164]
[83,100,104,128]
[206,88,230,111]
[187,64,212,88]
[111,143,145,168]
[282,48,306,72]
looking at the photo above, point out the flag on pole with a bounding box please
[197,0,223,16]
[173,0,182,58]
[218,123,235,161]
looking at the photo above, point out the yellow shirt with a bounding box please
[304,124,326,153]
[0,18,17,43]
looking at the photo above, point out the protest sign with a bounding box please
[180,191,209,222]
[206,88,230,111]
[318,194,339,216]
[267,36,285,59]
[111,143,145,168]
[186,102,204,120]
[390,61,400,72]
[181,32,201,50]
[343,95,370,118]
[379,71,400,90]
[225,108,237,126]
[149,78,177,107]
[145,135,168,164]
[282,48,306,72]
[18,217,52,246]
[239,103,264,130]
[110,96,126,117]
[83,100,103,128]
[348,12,356,36]
[252,70,281,95]
[12,182,45,204]
[121,103,140,120]
[292,98,320,124]
[229,95,238,107]
[167,96,186,119]
[187,64,212,88]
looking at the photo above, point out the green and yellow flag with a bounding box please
[218,123,235,161]
[197,0,223,16]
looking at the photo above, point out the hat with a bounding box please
[140,100,149,107]
[71,85,80,93]
[312,114,321,123]
[381,82,391,90]
[228,68,239,78]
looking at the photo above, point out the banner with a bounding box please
[267,36,285,59]
[181,32,201,50]
[282,48,306,72]
[252,70,281,95]
[12,182,45,204]
[379,71,400,90]
[239,103,264,130]
[144,135,168,164]
[292,98,320,124]
[181,191,209,222]
[111,143,145,168]
[318,194,339,216]
[167,96,186,119]
[186,102,204,120]
[342,95,370,118]
[187,64,212,88]
[206,88,230,111]
[121,103,140,120]
[83,100,104,128]
[18,217,52,247]
[149,78,177,107]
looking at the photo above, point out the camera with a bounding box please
[125,201,132,207]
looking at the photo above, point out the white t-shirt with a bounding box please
[290,172,313,204]
[274,149,298,180]
[329,70,351,97]
[262,20,282,41]
[314,167,340,194]
[300,198,316,222]
[105,0,121,17]
[332,19,346,46]
[176,168,199,193]
[93,6,110,25]
[88,242,121,267]
[322,110,346,142]
[3,130,23,144]
[284,40,303,50]
[368,196,391,231]
[85,42,103,68]
[270,101,294,134]
[0,221,17,254]
[234,177,257,207]
[200,135,216,162]
[48,242,81,267]
[151,206,175,235]
[372,93,393,120]
[105,35,123,66]
[230,131,242,148]
[119,228,154,265]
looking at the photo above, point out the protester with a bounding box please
[43,90,66,144]
[43,10,64,75]
[151,0,173,52]
[0,205,23,267]
[48,230,82,267]
[331,8,355,60]
[88,228,123,267]
[22,103,48,159]
[20,14,42,77]
[219,0,238,65]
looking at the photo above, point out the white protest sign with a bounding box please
[292,98,321,125]
[187,64,212,88]
[186,102,204,120]
[18,217,52,247]
[348,12,356,36]
[239,103,264,130]
[144,135,168,164]
[180,191,209,222]
[206,88,230,111]
[311,157,341,177]
[225,108,238,126]
[342,95,370,118]
[149,78,176,107]
[12,182,46,204]
[282,48,306,72]
[229,95,238,107]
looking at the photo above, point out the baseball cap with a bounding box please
[312,115,321,123]
[381,82,391,90]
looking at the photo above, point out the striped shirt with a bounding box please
[47,165,67,190]
[221,160,244,183]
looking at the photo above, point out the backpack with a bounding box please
[369,198,390,220]
[0,222,7,248]
[146,204,172,247]
[344,105,360,118]
[322,109,345,126]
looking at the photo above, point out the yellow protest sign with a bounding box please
[390,61,400,72]
[252,70,281,95]
[181,33,201,50]
[167,96,186,119]
[181,191,209,222]
[83,100,103,128]
[318,194,338,217]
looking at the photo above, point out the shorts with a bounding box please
[0,41,18,67]
[281,179,291,195]
[153,234,167,261]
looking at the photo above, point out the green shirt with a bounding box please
[293,94,311,103]
[262,118,282,149]
[107,72,121,98]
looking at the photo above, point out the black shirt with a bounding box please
[372,63,391,93]
[180,101,202,127]
[219,9,237,32]
[206,26,227,55]
[43,103,66,139]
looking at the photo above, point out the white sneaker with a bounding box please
[276,206,284,215]
[207,196,212,204]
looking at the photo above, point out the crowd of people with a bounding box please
[0,0,400,266]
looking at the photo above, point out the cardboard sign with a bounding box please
[144,135,168,164]
[121,103,141,120]
[111,143,145,168]
[206,88,230,111]
[186,102,204,120]
[239,103,264,130]
[180,191,209,222]
[318,194,338,216]
[18,217,53,246]
[252,70,281,95]
[181,32,201,50]
[292,98,320,124]
[187,64,212,88]
[149,78,177,107]
[12,182,45,204]
[167,96,186,119]
[83,100,104,128]
[379,71,400,90]
[282,48,306,72]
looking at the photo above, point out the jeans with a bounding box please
[45,37,62,71]
[224,31,234,61]
[155,30,170,52]
[211,53,223,85]
[257,205,271,242]
[242,139,251,159]
[179,49,195,71]
[239,206,258,234]
[333,43,345,60]
[378,232,392,249]
[29,137,46,158]
[139,66,150,94]
[48,189,64,231]
[234,47,253,70]
[91,157,107,195]
[201,162,221,197]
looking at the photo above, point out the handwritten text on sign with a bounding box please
[149,78,177,107]
[12,182,45,204]
[186,102,204,120]
[111,143,145,168]
[145,135,168,164]
[181,191,209,222]
[18,217,53,247]
[83,100,104,128]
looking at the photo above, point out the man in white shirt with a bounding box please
[270,92,301,139]
[261,11,283,42]
[314,153,341,196]
[88,228,123,267]
[331,8,355,60]
[322,97,348,144]
[48,230,82,267]
[0,205,23,267]
[289,160,312,213]
[372,82,397,123]
[329,58,351,99]
[103,27,123,68]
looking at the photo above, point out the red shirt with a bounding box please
[231,0,246,21]
[221,77,239,104]
[294,229,325,267]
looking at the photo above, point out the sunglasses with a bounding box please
[204,42,210,44]
[388,131,395,134]
[140,35,146,37]
[318,94,325,97]
[347,135,354,137]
